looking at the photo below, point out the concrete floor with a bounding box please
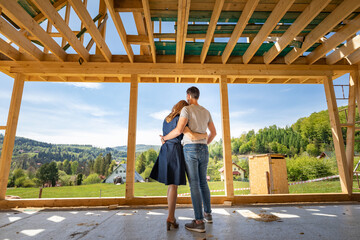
[0,203,359,240]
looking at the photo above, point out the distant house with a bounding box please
[104,164,144,184]
[219,162,246,181]
[317,151,334,159]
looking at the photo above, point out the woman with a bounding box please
[150,100,207,231]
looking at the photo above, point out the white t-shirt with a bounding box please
[180,104,213,145]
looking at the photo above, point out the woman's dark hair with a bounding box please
[186,86,200,99]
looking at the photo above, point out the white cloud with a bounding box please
[59,82,103,89]
[150,110,169,120]
[229,109,256,118]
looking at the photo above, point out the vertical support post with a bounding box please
[125,74,138,199]
[323,74,352,194]
[62,3,71,47]
[346,71,358,194]
[96,0,107,55]
[219,75,234,198]
[0,73,25,200]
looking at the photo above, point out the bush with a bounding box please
[83,173,102,185]
[59,174,71,186]
[23,179,36,188]
[287,156,334,181]
[14,176,26,187]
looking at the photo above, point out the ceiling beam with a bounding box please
[326,35,360,65]
[176,0,191,64]
[347,48,360,65]
[104,0,134,63]
[242,0,295,64]
[69,0,112,62]
[0,0,66,61]
[221,0,259,64]
[142,0,156,63]
[0,17,43,61]
[284,0,360,65]
[33,0,67,23]
[32,0,90,63]
[307,14,360,64]
[0,38,21,61]
[200,0,224,64]
[263,0,331,64]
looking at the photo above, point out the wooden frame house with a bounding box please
[0,0,360,208]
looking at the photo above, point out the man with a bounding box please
[162,86,217,233]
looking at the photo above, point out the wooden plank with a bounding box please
[0,38,21,61]
[0,0,66,62]
[200,0,224,64]
[96,0,107,55]
[0,18,43,61]
[242,0,295,64]
[285,0,360,65]
[62,3,71,47]
[264,0,331,64]
[219,75,234,198]
[327,35,360,65]
[133,12,151,55]
[0,73,25,200]
[222,0,258,64]
[80,0,87,44]
[43,20,52,54]
[33,0,67,23]
[323,74,352,194]
[127,35,150,45]
[69,0,112,62]
[0,126,6,130]
[307,15,360,64]
[345,71,357,194]
[104,0,134,63]
[142,0,156,63]
[176,0,191,63]
[125,74,138,199]
[347,48,360,65]
[32,0,90,62]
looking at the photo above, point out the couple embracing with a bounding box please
[150,86,217,233]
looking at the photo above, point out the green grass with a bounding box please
[6,180,360,199]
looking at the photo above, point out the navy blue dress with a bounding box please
[150,116,187,185]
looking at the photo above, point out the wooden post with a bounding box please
[346,71,358,194]
[96,0,107,55]
[323,74,352,194]
[0,73,25,200]
[125,74,138,199]
[219,75,234,198]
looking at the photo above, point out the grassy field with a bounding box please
[6,180,360,199]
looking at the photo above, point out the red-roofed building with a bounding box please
[219,162,246,181]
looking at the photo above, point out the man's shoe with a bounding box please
[185,220,206,233]
[204,213,213,223]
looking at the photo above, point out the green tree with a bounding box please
[37,162,59,187]
[94,154,103,175]
[136,153,147,174]
[71,161,79,175]
[63,160,71,175]
[145,149,158,165]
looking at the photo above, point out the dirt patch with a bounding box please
[251,213,280,222]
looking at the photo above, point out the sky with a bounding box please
[0,1,351,148]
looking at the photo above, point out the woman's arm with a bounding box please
[183,126,207,140]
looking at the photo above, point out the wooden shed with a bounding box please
[249,154,289,194]
[0,0,360,208]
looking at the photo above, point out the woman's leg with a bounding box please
[167,184,178,222]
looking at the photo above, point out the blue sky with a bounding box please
[0,2,351,148]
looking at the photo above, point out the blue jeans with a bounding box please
[183,144,211,220]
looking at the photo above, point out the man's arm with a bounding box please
[183,126,208,140]
[207,121,217,144]
[162,117,188,141]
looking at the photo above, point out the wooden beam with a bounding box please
[33,0,67,23]
[264,0,331,64]
[0,126,6,130]
[0,38,21,61]
[96,0,107,55]
[32,0,90,63]
[327,35,360,65]
[0,0,66,62]
[347,48,360,65]
[142,0,156,63]
[243,0,295,64]
[323,74,352,194]
[307,15,360,64]
[79,0,87,44]
[220,75,234,198]
[345,71,357,194]
[104,0,134,63]
[176,0,191,64]
[69,0,112,62]
[0,73,25,200]
[61,3,71,47]
[0,18,43,61]
[200,0,224,64]
[127,35,150,45]
[133,12,151,55]
[125,74,138,199]
[285,0,360,65]
[222,0,259,64]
